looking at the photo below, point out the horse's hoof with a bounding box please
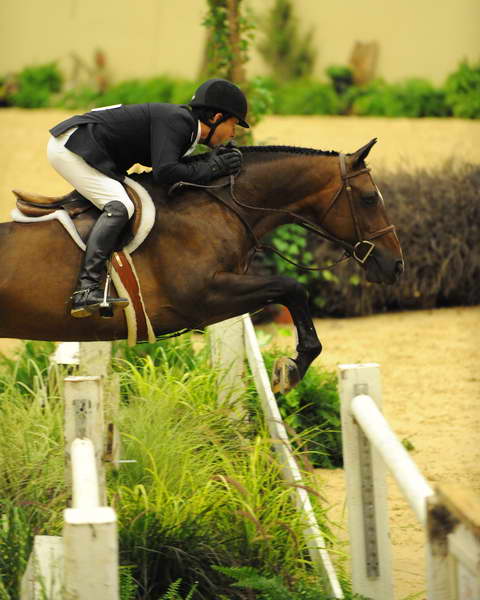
[271,357,300,395]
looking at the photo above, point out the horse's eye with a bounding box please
[363,193,378,206]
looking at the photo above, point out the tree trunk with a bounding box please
[227,0,246,84]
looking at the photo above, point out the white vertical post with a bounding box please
[209,316,247,418]
[63,507,118,600]
[20,536,64,600]
[64,376,106,504]
[338,363,394,600]
[64,439,118,600]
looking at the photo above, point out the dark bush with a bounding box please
[255,162,480,316]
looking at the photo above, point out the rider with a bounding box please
[47,78,249,318]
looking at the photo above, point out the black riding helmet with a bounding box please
[189,78,250,129]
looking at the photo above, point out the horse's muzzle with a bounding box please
[365,249,404,284]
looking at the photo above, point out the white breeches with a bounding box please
[47,128,135,219]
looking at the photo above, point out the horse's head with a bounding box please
[311,139,404,284]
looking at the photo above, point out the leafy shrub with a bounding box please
[54,85,100,109]
[215,565,365,600]
[258,0,316,80]
[275,79,343,115]
[348,78,450,117]
[326,65,353,96]
[262,351,342,468]
[9,62,62,108]
[0,503,32,599]
[93,76,177,106]
[258,224,336,312]
[445,60,480,118]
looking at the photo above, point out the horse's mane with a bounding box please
[239,145,339,157]
[183,145,339,163]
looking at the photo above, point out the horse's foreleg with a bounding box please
[208,273,321,393]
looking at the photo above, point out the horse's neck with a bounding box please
[239,152,336,238]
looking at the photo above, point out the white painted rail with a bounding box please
[351,393,433,525]
[70,438,100,509]
[210,315,344,599]
[339,363,480,600]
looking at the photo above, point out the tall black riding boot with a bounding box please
[70,201,130,318]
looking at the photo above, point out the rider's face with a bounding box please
[208,114,239,146]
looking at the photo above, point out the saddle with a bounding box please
[11,177,157,345]
[12,184,143,248]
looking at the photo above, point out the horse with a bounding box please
[4,138,403,393]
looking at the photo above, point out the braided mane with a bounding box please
[239,145,339,157]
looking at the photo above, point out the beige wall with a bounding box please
[1,0,479,86]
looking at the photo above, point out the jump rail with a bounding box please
[339,363,480,600]
[209,314,344,599]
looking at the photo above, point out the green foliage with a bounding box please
[0,338,346,598]
[348,77,450,117]
[202,0,254,79]
[244,76,275,128]
[262,352,342,469]
[95,76,177,105]
[53,85,100,109]
[9,62,62,108]
[158,579,198,599]
[119,566,138,600]
[214,565,367,599]
[0,340,56,396]
[0,503,32,599]
[258,0,316,80]
[261,224,337,311]
[444,60,480,118]
[326,65,353,96]
[274,79,343,115]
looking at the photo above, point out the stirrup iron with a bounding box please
[99,271,114,318]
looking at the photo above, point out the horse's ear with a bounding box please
[349,138,377,167]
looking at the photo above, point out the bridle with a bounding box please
[169,151,397,272]
[309,152,396,265]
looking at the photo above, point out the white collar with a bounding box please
[183,120,202,157]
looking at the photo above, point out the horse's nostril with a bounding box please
[395,260,404,275]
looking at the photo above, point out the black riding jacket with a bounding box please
[49,103,211,184]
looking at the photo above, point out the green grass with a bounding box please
[0,336,349,599]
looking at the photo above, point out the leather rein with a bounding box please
[169,153,396,273]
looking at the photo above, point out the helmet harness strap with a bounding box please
[204,113,230,146]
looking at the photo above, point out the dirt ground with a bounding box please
[1,109,479,598]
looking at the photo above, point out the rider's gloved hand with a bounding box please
[207,147,242,179]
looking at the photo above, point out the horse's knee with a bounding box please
[271,276,307,304]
